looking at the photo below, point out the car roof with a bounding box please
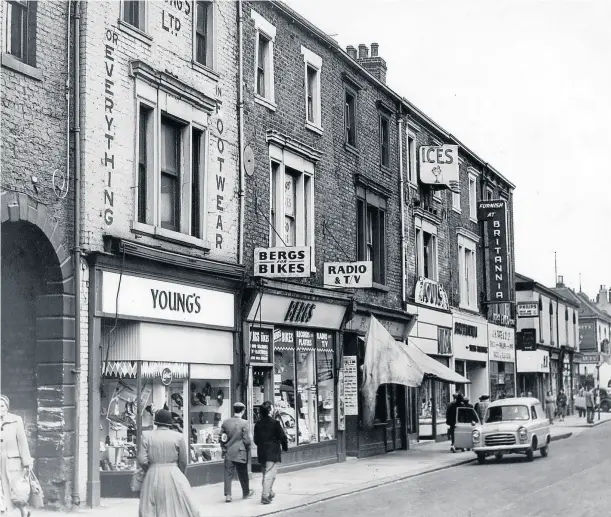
[489,397,541,407]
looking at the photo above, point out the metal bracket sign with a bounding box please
[324,261,372,288]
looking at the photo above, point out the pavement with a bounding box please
[45,413,611,517]
[286,410,611,517]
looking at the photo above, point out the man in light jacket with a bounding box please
[221,402,255,503]
[585,388,595,424]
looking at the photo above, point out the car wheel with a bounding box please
[540,445,549,457]
[494,453,504,461]
[477,453,486,464]
[526,448,534,462]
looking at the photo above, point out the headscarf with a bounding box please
[0,395,10,410]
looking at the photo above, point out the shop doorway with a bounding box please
[251,366,273,423]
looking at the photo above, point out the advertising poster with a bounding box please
[342,356,359,416]
[337,370,346,431]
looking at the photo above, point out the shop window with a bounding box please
[295,330,318,445]
[5,0,37,67]
[357,187,387,285]
[418,378,450,425]
[274,329,298,448]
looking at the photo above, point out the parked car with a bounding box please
[598,388,611,412]
[454,397,551,464]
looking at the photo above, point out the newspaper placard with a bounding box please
[342,356,359,416]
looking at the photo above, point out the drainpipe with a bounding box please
[237,0,245,265]
[72,0,82,507]
[397,108,407,309]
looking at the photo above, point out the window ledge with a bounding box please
[371,282,390,293]
[192,61,220,82]
[469,216,478,224]
[344,143,359,157]
[117,19,153,46]
[408,181,418,190]
[305,121,323,135]
[1,53,42,81]
[254,94,277,112]
[452,206,462,214]
[131,221,212,251]
[380,164,392,174]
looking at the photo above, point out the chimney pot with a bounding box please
[358,44,369,59]
[371,42,379,57]
[346,45,357,60]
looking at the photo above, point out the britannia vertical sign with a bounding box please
[478,200,510,303]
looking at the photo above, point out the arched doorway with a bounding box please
[1,192,75,508]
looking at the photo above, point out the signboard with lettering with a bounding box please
[316,331,333,350]
[419,145,459,191]
[342,356,358,416]
[579,322,597,350]
[477,200,510,303]
[517,349,549,373]
[488,324,515,363]
[254,247,311,278]
[295,329,315,349]
[517,328,537,351]
[101,272,235,328]
[249,327,272,364]
[324,261,372,288]
[414,277,450,311]
[517,302,539,318]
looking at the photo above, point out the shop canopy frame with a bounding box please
[405,341,471,385]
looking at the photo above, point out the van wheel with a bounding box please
[477,453,486,464]
[494,453,504,461]
[540,445,549,457]
[526,448,534,462]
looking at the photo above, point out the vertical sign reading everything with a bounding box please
[103,29,118,226]
[478,200,510,303]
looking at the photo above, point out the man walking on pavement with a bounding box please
[585,387,595,424]
[221,402,255,503]
[254,401,288,505]
[446,393,464,453]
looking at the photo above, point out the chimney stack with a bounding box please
[358,44,369,59]
[355,42,387,84]
[346,45,357,60]
[597,285,611,315]
[556,275,565,288]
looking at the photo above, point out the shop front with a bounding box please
[516,349,550,402]
[343,304,416,457]
[576,352,600,390]
[244,285,349,471]
[452,312,489,403]
[88,248,243,500]
[550,350,560,395]
[488,324,516,400]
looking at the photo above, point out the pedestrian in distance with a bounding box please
[585,388,595,424]
[577,387,586,418]
[545,391,556,424]
[556,389,567,422]
[220,402,255,503]
[254,401,288,505]
[137,409,201,517]
[474,395,490,423]
[0,395,33,517]
[446,393,464,453]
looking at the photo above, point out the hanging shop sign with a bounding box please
[101,272,235,328]
[578,353,600,364]
[517,328,537,351]
[253,247,311,278]
[414,277,449,311]
[517,302,539,318]
[324,261,372,288]
[488,324,515,363]
[249,327,272,364]
[477,200,510,303]
[418,145,459,191]
[342,356,359,416]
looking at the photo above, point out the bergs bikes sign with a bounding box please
[324,261,372,288]
[254,247,311,278]
[419,145,459,191]
[414,277,449,310]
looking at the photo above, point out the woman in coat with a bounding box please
[0,395,33,517]
[138,409,200,517]
[545,391,556,424]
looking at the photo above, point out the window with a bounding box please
[344,88,356,147]
[357,188,387,285]
[486,187,494,201]
[161,118,181,232]
[531,406,538,420]
[269,146,315,255]
[452,183,461,212]
[301,46,322,131]
[485,405,529,423]
[5,0,36,66]
[468,173,477,221]
[191,129,205,238]
[416,223,438,281]
[251,10,276,107]
[137,106,153,224]
[407,133,416,183]
[194,1,214,69]
[459,236,478,310]
[123,1,146,31]
[380,115,390,167]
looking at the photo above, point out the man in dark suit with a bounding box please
[221,402,254,503]
[254,401,288,505]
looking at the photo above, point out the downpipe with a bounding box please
[71,0,82,507]
[237,0,245,265]
[397,109,407,308]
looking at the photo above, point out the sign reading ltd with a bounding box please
[254,247,311,278]
[324,261,372,288]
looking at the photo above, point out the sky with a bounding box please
[286,0,611,300]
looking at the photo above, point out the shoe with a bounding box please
[243,489,255,499]
[225,496,232,503]
[270,491,275,500]
[450,445,456,453]
[261,498,271,505]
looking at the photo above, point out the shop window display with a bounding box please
[489,361,515,401]
[418,378,450,423]
[274,329,299,448]
[316,336,335,441]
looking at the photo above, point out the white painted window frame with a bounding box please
[458,234,478,310]
[301,45,323,134]
[407,131,417,185]
[192,0,217,73]
[251,9,276,110]
[415,218,438,281]
[119,0,150,40]
[468,170,478,222]
[452,182,461,212]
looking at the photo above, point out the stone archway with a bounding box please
[1,191,76,508]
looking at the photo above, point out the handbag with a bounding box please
[10,473,30,506]
[130,467,146,492]
[27,470,44,509]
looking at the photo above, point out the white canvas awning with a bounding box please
[405,341,471,384]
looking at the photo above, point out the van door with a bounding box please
[454,407,480,450]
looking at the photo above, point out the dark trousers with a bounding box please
[224,459,249,496]
[448,425,455,445]
[586,406,595,423]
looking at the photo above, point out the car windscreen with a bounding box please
[485,405,530,423]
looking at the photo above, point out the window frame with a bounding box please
[458,235,478,310]
[415,220,438,281]
[193,0,216,73]
[407,131,417,185]
[379,113,390,168]
[251,10,276,110]
[3,0,37,69]
[121,0,147,33]
[468,171,478,222]
[452,182,461,212]
[356,187,387,286]
[301,45,323,133]
[344,85,357,149]
[268,145,316,268]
